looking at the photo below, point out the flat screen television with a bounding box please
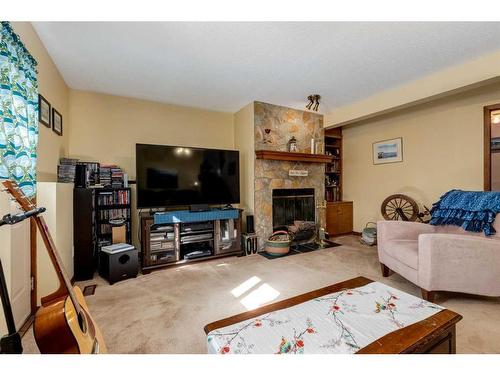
[136,143,240,208]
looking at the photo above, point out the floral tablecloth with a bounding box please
[207,281,443,354]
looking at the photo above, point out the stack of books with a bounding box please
[57,158,79,183]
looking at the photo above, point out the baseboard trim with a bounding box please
[351,231,362,236]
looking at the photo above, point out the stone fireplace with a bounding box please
[253,101,325,248]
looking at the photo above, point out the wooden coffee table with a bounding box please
[204,276,462,354]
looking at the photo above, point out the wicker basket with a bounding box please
[265,230,291,256]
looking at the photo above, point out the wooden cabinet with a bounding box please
[326,201,353,236]
[140,211,242,272]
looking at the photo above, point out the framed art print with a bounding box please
[52,107,63,136]
[38,94,51,127]
[373,137,403,165]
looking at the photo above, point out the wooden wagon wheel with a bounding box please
[381,194,419,221]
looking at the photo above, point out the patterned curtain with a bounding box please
[0,21,38,197]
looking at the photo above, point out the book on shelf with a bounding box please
[326,160,340,172]
[97,189,130,206]
[325,186,340,202]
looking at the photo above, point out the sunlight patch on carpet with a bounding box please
[240,283,280,310]
[231,276,261,297]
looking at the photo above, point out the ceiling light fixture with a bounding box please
[306,94,321,112]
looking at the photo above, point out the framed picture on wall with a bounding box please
[38,94,51,128]
[52,108,63,136]
[373,137,403,165]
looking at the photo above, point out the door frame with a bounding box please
[484,103,500,191]
[30,217,37,313]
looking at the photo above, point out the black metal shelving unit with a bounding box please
[73,187,131,280]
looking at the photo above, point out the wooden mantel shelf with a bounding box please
[255,150,333,163]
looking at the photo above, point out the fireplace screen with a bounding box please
[272,188,315,229]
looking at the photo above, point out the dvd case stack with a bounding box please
[111,166,124,188]
[57,158,79,183]
[98,208,130,221]
[76,162,100,186]
[99,165,112,187]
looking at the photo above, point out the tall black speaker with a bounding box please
[246,215,255,234]
[74,164,87,188]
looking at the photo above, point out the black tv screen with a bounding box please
[136,144,240,208]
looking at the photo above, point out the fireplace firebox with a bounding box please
[272,188,315,230]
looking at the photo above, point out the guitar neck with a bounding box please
[34,215,81,313]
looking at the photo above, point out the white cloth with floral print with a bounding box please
[207,281,443,354]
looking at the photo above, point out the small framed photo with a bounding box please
[52,108,63,136]
[373,137,403,165]
[38,94,51,127]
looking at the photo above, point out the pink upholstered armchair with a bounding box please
[377,218,500,302]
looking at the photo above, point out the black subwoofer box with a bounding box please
[99,249,139,285]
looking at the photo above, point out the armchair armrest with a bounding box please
[418,233,500,296]
[377,220,435,244]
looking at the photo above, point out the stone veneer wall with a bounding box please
[254,101,325,248]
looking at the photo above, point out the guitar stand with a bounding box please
[0,258,22,354]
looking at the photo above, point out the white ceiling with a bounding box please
[33,22,500,114]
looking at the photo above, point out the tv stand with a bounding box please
[140,209,242,272]
[189,204,210,212]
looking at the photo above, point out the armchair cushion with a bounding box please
[383,239,418,270]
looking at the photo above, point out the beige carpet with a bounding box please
[22,235,500,354]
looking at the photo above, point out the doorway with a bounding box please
[0,197,32,335]
[484,104,500,191]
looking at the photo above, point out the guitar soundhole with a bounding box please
[78,311,88,334]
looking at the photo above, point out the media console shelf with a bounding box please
[140,209,242,272]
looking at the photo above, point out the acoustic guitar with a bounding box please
[2,180,107,354]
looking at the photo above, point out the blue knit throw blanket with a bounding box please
[429,190,500,236]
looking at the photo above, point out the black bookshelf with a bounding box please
[73,187,132,281]
[95,188,132,251]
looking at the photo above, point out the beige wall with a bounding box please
[11,22,70,182]
[68,90,234,177]
[68,90,235,247]
[36,183,73,304]
[342,82,500,232]
[234,102,255,215]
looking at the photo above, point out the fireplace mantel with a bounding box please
[255,150,334,163]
